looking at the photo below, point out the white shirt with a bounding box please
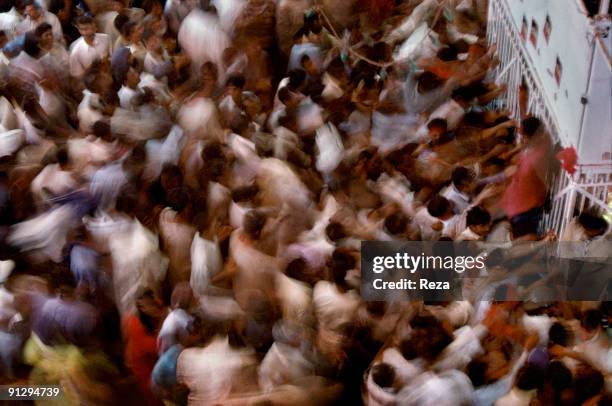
[413,206,440,240]
[158,308,194,353]
[18,11,63,42]
[495,388,536,406]
[118,85,139,110]
[312,281,360,333]
[30,163,76,202]
[0,8,23,40]
[441,183,471,214]
[177,336,256,405]
[69,34,112,78]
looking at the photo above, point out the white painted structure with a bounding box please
[486,0,611,235]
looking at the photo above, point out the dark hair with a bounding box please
[417,71,443,93]
[277,87,293,105]
[23,31,40,57]
[574,366,604,403]
[113,13,129,32]
[548,322,571,347]
[399,338,419,360]
[546,361,573,390]
[466,206,490,227]
[167,187,190,213]
[581,309,602,332]
[325,222,346,241]
[161,163,183,183]
[231,184,259,202]
[427,118,448,132]
[427,195,450,218]
[329,250,355,285]
[243,210,266,239]
[371,363,395,389]
[287,69,306,90]
[121,21,139,38]
[462,111,485,127]
[56,147,69,166]
[516,364,545,391]
[467,358,488,388]
[437,44,458,61]
[521,116,542,137]
[226,74,245,89]
[384,211,408,235]
[285,257,308,282]
[77,15,95,26]
[365,301,386,317]
[201,141,224,160]
[92,120,111,137]
[300,54,312,66]
[452,167,474,187]
[578,211,608,234]
[34,22,52,37]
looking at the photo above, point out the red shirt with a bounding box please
[501,140,550,218]
[123,315,159,402]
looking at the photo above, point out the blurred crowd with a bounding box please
[0,0,610,404]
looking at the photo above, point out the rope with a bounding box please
[313,0,449,70]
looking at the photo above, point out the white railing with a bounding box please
[487,0,612,237]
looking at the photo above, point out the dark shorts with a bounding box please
[510,206,544,238]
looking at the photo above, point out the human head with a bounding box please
[546,361,573,392]
[437,44,458,61]
[417,71,443,93]
[92,120,112,140]
[580,309,602,340]
[201,61,218,84]
[278,87,298,109]
[371,363,396,389]
[55,147,69,169]
[521,116,542,138]
[231,184,259,203]
[122,21,144,43]
[225,74,245,100]
[427,195,453,219]
[451,166,475,193]
[325,222,346,242]
[515,364,545,391]
[578,211,608,238]
[167,186,191,216]
[143,29,161,52]
[329,249,355,286]
[241,91,261,118]
[384,211,408,236]
[574,365,604,403]
[125,66,140,88]
[427,118,448,141]
[300,54,318,76]
[287,69,306,92]
[160,164,183,192]
[548,322,571,347]
[243,210,266,240]
[34,22,53,49]
[467,358,488,387]
[170,282,193,310]
[77,15,97,42]
[24,0,42,19]
[466,206,491,236]
[23,31,40,57]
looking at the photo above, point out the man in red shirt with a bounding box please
[500,117,552,239]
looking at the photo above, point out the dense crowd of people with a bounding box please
[0,0,609,404]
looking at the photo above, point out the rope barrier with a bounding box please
[312,0,449,70]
